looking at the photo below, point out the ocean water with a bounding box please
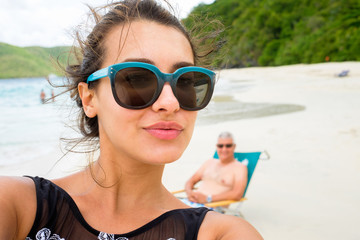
[0,77,75,166]
[0,75,304,167]
[0,76,245,166]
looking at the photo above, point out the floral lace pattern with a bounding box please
[98,232,128,240]
[27,228,176,240]
[25,228,64,240]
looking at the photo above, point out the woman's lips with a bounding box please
[144,122,183,140]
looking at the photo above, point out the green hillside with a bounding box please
[184,0,360,67]
[1,0,358,77]
[0,42,72,79]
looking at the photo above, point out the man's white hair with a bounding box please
[218,131,234,142]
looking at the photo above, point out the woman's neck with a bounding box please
[90,155,165,196]
[75,159,168,217]
[59,165,172,234]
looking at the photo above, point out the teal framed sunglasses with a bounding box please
[87,62,215,111]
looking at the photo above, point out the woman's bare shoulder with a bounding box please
[0,175,36,197]
[198,211,263,240]
[0,176,37,239]
[0,176,37,212]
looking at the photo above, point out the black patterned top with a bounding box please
[25,176,210,240]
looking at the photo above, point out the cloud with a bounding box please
[0,0,97,46]
[0,0,214,47]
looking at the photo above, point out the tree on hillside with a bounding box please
[184,0,360,68]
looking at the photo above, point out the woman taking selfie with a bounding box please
[0,0,262,239]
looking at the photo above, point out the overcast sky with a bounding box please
[0,0,214,47]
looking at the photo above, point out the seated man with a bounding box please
[185,132,248,204]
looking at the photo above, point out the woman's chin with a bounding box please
[144,150,183,165]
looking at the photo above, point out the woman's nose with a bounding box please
[151,83,180,113]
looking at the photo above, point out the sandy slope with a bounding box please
[164,62,360,240]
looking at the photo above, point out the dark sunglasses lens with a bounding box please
[217,144,233,148]
[114,67,158,107]
[176,71,211,109]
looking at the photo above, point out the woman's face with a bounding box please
[92,20,197,165]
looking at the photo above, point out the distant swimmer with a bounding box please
[40,89,46,104]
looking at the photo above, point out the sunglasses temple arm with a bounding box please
[87,68,108,83]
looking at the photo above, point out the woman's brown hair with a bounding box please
[60,0,224,155]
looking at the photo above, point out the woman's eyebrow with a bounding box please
[122,58,155,65]
[172,61,194,69]
[122,58,195,72]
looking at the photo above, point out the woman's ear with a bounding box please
[78,82,97,118]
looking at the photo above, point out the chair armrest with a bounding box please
[205,198,247,208]
[171,189,188,194]
[172,189,247,207]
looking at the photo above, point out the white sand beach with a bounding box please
[165,61,360,240]
[1,62,359,239]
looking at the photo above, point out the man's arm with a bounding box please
[185,159,212,202]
